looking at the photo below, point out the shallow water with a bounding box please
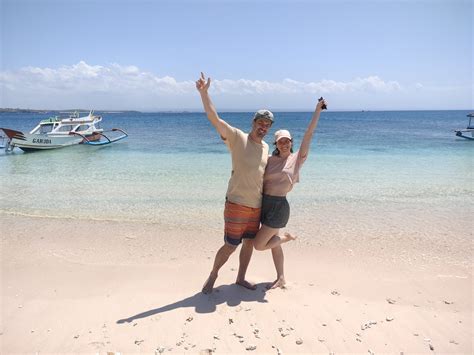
[1,110,472,236]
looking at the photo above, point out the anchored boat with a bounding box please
[0,111,128,152]
[454,113,474,140]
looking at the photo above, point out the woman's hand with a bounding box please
[196,72,211,93]
[316,97,327,112]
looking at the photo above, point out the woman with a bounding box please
[253,98,327,289]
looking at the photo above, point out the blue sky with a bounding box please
[1,0,472,111]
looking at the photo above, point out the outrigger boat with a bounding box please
[454,113,474,140]
[0,111,128,152]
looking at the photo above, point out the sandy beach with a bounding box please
[1,0,472,351]
[1,214,472,354]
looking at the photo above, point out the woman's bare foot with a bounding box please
[281,232,297,244]
[202,273,218,294]
[236,279,257,290]
[267,276,286,289]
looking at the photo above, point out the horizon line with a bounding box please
[1,107,473,113]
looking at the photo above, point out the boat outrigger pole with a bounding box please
[69,128,128,145]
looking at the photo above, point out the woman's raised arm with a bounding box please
[298,97,327,159]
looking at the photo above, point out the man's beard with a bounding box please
[256,129,266,138]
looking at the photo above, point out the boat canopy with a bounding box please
[40,117,61,124]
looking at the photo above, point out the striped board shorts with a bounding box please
[224,200,261,246]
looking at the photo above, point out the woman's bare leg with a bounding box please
[254,224,296,251]
[268,245,286,289]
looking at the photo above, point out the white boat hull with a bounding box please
[3,129,86,151]
[1,110,128,152]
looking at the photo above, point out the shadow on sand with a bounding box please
[116,282,271,324]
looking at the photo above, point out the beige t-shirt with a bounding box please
[263,151,307,196]
[222,122,269,208]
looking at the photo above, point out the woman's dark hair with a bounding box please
[272,140,293,156]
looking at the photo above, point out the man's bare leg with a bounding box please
[236,238,257,290]
[202,243,236,294]
[268,245,286,289]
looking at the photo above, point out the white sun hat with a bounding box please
[274,129,292,143]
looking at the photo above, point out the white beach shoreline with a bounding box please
[1,214,472,354]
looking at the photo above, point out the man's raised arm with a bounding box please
[196,72,228,140]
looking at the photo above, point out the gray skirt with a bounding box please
[260,194,290,229]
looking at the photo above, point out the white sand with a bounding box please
[1,215,472,353]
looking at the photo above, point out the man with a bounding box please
[196,72,273,294]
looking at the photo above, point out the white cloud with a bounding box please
[0,61,195,94]
[211,76,401,95]
[0,61,420,110]
[1,61,401,94]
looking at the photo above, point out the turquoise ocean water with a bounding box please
[0,110,472,237]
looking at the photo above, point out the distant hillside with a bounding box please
[0,108,54,114]
[0,108,142,114]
